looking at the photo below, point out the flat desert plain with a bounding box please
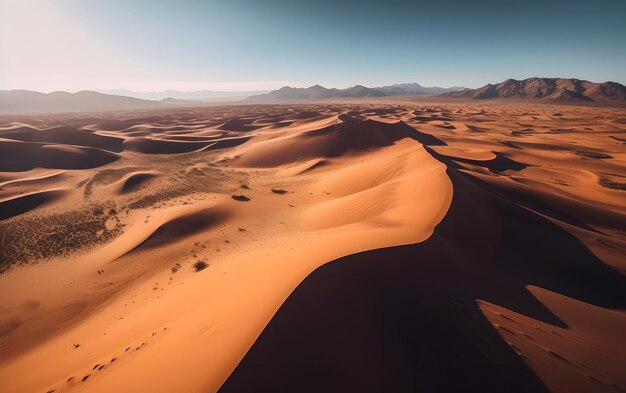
[0,101,625,393]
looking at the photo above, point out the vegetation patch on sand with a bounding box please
[0,204,122,272]
[193,260,208,272]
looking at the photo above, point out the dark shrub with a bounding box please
[193,260,208,272]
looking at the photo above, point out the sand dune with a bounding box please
[122,137,215,154]
[0,189,68,220]
[0,141,120,171]
[1,126,125,152]
[0,171,67,193]
[0,101,624,393]
[112,171,159,194]
[230,115,415,167]
[136,205,232,250]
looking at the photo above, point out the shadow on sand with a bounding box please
[219,126,626,393]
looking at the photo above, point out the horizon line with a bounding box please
[2,76,625,95]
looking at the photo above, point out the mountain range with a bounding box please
[244,83,464,102]
[0,90,167,115]
[2,78,625,115]
[96,89,271,101]
[443,78,626,102]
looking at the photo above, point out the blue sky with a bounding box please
[1,0,625,92]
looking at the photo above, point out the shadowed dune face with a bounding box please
[0,189,68,220]
[0,102,624,393]
[113,171,159,194]
[221,163,626,393]
[0,141,120,171]
[136,205,232,250]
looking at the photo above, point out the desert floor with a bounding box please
[0,101,625,393]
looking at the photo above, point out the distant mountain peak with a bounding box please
[443,78,626,103]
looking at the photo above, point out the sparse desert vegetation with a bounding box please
[231,194,250,201]
[193,260,208,272]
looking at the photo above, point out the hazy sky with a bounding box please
[1,0,625,92]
